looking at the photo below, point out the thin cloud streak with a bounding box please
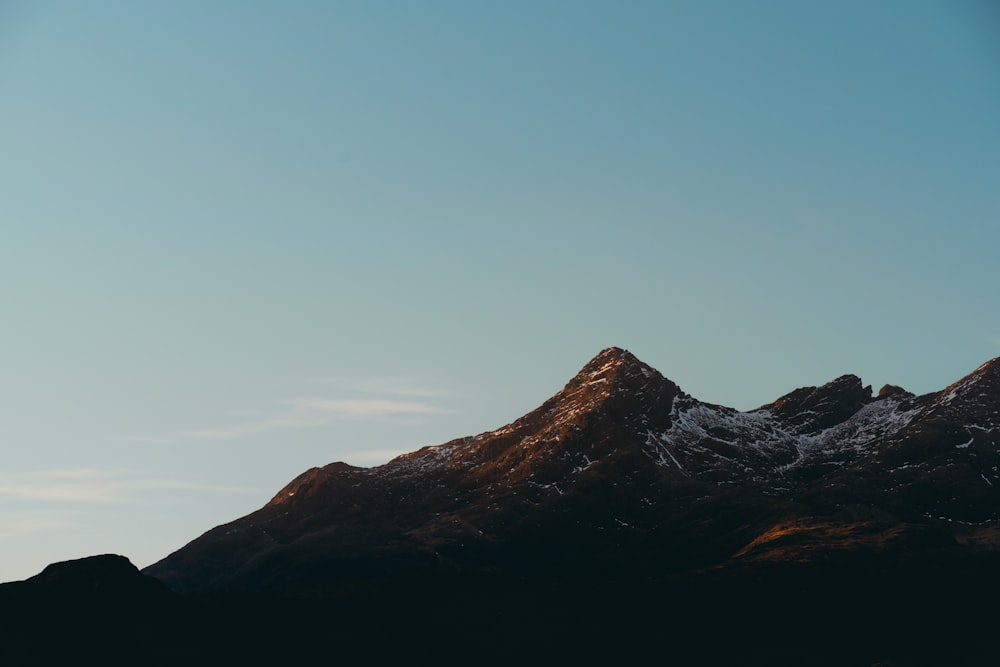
[0,469,252,503]
[181,415,328,439]
[180,390,450,439]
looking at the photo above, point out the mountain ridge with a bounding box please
[144,347,1000,593]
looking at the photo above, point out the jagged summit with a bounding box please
[764,374,873,434]
[576,346,652,375]
[877,384,911,399]
[388,347,682,481]
[557,346,678,405]
[563,347,676,397]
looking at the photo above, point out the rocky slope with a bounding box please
[145,348,1000,591]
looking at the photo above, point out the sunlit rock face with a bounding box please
[144,349,1000,591]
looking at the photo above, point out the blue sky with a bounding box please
[1,1,998,582]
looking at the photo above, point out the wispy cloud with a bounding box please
[0,469,251,503]
[178,376,453,440]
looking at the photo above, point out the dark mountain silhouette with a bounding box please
[0,555,188,665]
[5,348,999,664]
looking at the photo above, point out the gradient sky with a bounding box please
[1,1,998,583]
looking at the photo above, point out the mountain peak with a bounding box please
[556,347,681,412]
[581,346,643,370]
[572,347,662,386]
[765,374,872,433]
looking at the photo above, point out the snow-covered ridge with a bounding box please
[644,393,919,482]
[376,349,991,493]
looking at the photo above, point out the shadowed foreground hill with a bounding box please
[2,552,998,665]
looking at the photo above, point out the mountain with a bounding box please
[145,348,1000,592]
[7,348,1000,664]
